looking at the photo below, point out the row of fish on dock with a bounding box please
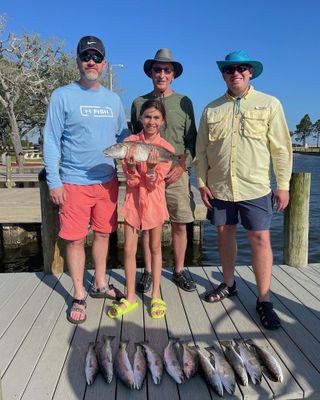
[85,336,283,395]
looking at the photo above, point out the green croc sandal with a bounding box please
[150,298,167,319]
[107,298,139,319]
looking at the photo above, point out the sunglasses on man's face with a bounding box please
[222,64,251,75]
[152,66,174,74]
[79,53,104,64]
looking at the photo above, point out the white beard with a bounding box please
[84,70,99,81]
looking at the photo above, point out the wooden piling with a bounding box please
[5,154,13,188]
[39,169,65,274]
[18,153,24,174]
[283,172,311,267]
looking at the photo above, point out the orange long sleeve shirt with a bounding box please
[121,131,175,230]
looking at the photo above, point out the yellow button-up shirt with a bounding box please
[196,86,292,201]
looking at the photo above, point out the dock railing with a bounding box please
[38,170,311,274]
[0,153,41,188]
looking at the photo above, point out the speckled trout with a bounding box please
[95,335,114,384]
[85,342,99,385]
[246,340,283,382]
[220,340,248,386]
[139,342,163,385]
[114,341,135,389]
[133,343,147,390]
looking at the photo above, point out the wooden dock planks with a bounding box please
[0,188,41,223]
[0,264,319,399]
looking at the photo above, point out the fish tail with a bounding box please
[103,334,115,342]
[220,340,234,347]
[168,336,179,343]
[119,340,130,348]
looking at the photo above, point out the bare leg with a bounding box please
[149,225,166,316]
[66,238,86,322]
[142,230,152,273]
[149,225,163,299]
[91,231,109,289]
[123,223,139,304]
[217,224,237,286]
[172,222,187,272]
[247,230,273,302]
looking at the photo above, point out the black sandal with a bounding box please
[137,271,152,293]
[172,270,196,292]
[90,283,125,300]
[256,300,281,330]
[204,282,237,303]
[67,298,87,324]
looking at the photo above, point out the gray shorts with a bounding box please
[165,171,195,223]
[207,192,273,231]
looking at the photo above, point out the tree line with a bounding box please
[294,114,320,147]
[0,15,111,166]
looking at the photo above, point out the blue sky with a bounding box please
[2,0,320,135]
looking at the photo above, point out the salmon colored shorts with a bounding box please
[59,177,118,241]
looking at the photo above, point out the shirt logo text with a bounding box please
[80,106,113,118]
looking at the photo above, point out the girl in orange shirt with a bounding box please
[108,99,175,319]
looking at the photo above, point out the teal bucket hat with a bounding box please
[216,50,263,79]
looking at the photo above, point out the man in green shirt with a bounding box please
[131,48,197,292]
[196,50,292,330]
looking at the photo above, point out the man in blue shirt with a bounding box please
[44,36,128,324]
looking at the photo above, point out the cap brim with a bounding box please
[78,46,105,58]
[143,59,183,78]
[217,60,263,79]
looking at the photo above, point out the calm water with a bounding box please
[0,154,319,272]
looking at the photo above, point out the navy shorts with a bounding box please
[207,192,273,231]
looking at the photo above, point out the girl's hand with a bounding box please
[125,144,137,173]
[146,147,159,173]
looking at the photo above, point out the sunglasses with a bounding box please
[152,66,174,74]
[222,64,251,74]
[79,53,104,63]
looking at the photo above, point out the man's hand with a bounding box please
[273,189,289,212]
[200,186,214,209]
[49,187,66,206]
[165,153,188,185]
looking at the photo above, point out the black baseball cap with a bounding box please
[77,36,105,58]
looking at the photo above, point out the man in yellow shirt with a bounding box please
[196,50,292,330]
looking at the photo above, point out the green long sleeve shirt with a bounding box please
[131,92,197,169]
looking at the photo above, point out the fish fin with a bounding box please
[119,340,130,348]
[205,345,218,354]
[220,340,235,347]
[179,339,194,346]
[103,334,115,343]
[244,339,255,350]
[137,340,149,345]
[168,337,179,344]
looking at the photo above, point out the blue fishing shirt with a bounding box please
[44,82,128,190]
